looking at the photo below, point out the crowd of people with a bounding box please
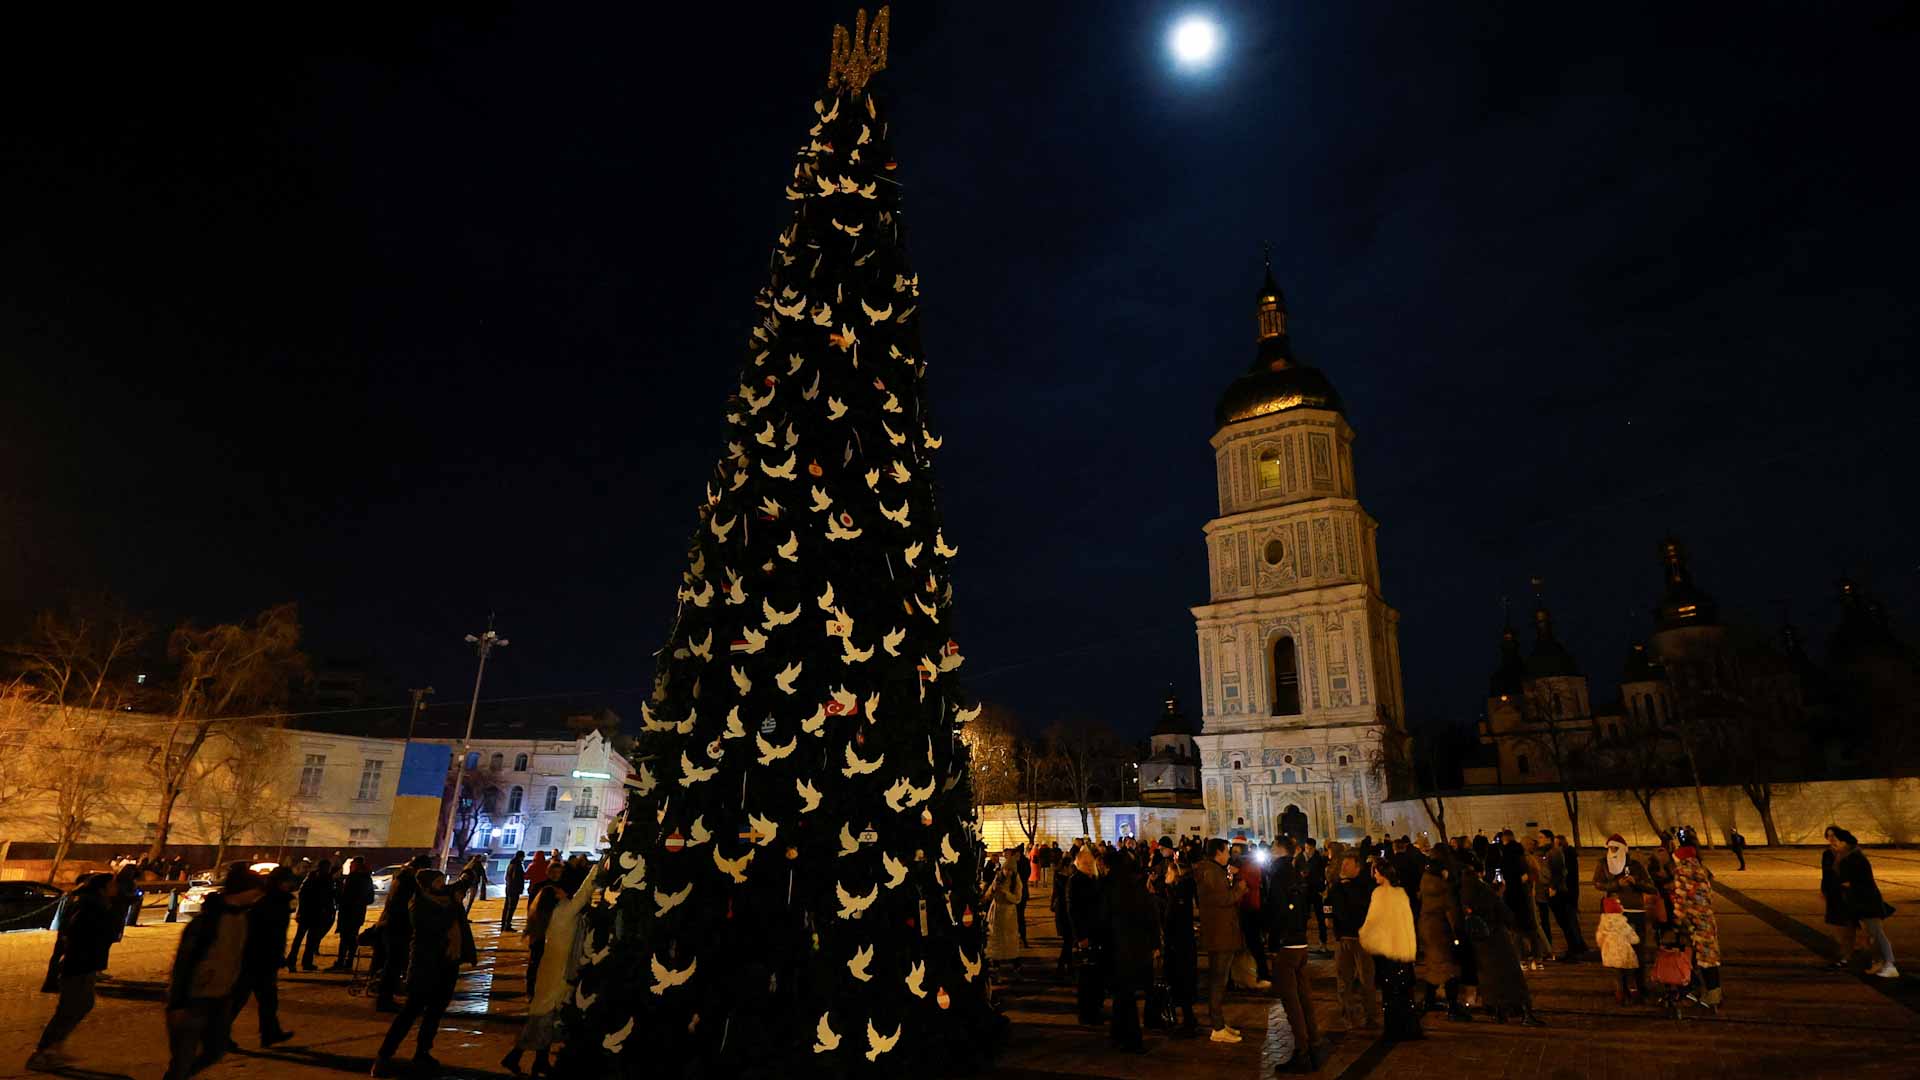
[981,821,1897,1072]
[26,847,596,1078]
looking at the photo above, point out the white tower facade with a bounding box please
[1191,268,1405,843]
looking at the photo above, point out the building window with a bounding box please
[1257,447,1281,489]
[286,826,310,846]
[1231,759,1242,770]
[538,826,553,847]
[514,753,529,771]
[1517,754,1531,776]
[544,786,559,811]
[503,828,518,849]
[482,787,501,815]
[357,759,385,801]
[1272,637,1302,716]
[466,751,480,768]
[298,754,326,797]
[490,752,504,771]
[348,828,371,846]
[1264,539,1285,566]
[570,826,587,850]
[1337,754,1349,767]
[508,786,524,814]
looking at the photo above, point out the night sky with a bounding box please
[4,3,1916,741]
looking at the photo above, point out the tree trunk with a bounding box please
[212,839,229,871]
[145,789,181,861]
[1745,783,1781,846]
[51,832,73,884]
[1562,789,1582,848]
[1677,729,1715,846]
[1419,795,1446,842]
[1634,791,1662,837]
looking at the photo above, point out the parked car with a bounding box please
[370,864,409,905]
[177,877,220,917]
[0,881,65,932]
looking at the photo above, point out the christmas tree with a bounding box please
[562,8,1000,1076]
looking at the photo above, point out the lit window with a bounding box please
[1257,447,1281,489]
[503,828,519,848]
[298,755,326,797]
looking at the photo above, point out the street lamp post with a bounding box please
[438,618,507,872]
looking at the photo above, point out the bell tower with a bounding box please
[1191,264,1404,842]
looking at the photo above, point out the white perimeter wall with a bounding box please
[1380,777,1920,847]
[975,803,1209,850]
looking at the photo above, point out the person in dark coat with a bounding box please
[1417,860,1470,1020]
[1540,829,1587,959]
[331,858,377,971]
[27,873,120,1071]
[1820,825,1855,964]
[374,855,432,1011]
[1390,838,1427,924]
[1459,860,1543,1025]
[1268,846,1327,1072]
[1327,853,1381,1030]
[164,866,263,1080]
[501,851,526,933]
[1727,828,1747,870]
[1015,844,1033,947]
[231,865,298,1047]
[1101,851,1158,1053]
[371,867,480,1076]
[288,858,336,971]
[1051,850,1076,981]
[1301,838,1330,947]
[1067,846,1109,1025]
[1830,826,1898,977]
[1152,852,1200,1037]
[1194,837,1249,1043]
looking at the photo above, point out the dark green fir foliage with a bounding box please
[561,86,998,1076]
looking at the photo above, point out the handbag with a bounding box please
[1651,945,1692,987]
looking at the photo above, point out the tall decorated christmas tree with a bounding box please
[562,8,1000,1076]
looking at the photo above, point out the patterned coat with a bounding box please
[1669,853,1721,968]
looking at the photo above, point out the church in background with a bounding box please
[1191,266,1406,844]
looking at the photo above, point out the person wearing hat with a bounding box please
[1668,826,1725,1004]
[1590,834,1655,1001]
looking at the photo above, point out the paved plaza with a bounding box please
[0,848,1914,1078]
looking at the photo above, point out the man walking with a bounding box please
[1327,853,1381,1031]
[1540,830,1588,960]
[27,873,120,1071]
[164,866,261,1080]
[1014,844,1032,947]
[231,866,297,1048]
[501,852,526,933]
[1195,838,1250,1044]
[330,858,376,972]
[1728,829,1747,870]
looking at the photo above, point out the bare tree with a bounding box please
[1044,716,1126,839]
[147,603,308,859]
[1012,739,1063,845]
[450,760,489,858]
[9,608,148,879]
[0,684,35,817]
[1524,684,1588,847]
[1602,707,1673,837]
[1379,725,1448,842]
[190,723,296,869]
[959,704,1053,844]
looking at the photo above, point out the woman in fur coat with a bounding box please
[1359,860,1420,1042]
[1668,827,1723,1005]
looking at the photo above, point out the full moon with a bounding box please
[1169,14,1222,68]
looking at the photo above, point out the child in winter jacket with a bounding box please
[1595,896,1644,1003]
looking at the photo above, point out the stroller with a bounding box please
[1648,925,1718,1020]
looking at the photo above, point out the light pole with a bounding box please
[438,618,507,872]
[406,686,436,741]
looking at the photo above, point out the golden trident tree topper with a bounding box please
[828,6,890,93]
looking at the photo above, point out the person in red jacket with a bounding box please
[1233,843,1270,983]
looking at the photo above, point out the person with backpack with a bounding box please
[330,858,377,972]
[287,857,336,971]
[26,873,120,1071]
[164,866,263,1080]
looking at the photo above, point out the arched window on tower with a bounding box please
[1517,753,1531,776]
[1257,447,1282,490]
[1272,637,1302,716]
